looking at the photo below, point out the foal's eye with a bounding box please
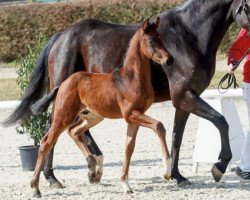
[149,39,156,45]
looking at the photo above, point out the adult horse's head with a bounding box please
[232,0,250,33]
[140,17,174,68]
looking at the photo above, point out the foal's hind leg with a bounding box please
[30,126,63,198]
[68,112,104,183]
[128,110,172,181]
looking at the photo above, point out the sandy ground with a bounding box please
[0,59,250,199]
[1,100,250,200]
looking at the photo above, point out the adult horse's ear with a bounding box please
[142,18,150,32]
[156,17,160,28]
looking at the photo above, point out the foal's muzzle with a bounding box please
[165,56,174,68]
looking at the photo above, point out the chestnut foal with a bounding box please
[30,17,173,197]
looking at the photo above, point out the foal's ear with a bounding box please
[156,17,160,28]
[142,18,150,32]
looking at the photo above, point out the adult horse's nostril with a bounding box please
[166,56,174,66]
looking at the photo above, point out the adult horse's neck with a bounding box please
[162,0,235,68]
[182,0,234,55]
[183,0,233,55]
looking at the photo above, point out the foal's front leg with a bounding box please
[128,110,172,180]
[121,123,139,194]
[129,110,171,180]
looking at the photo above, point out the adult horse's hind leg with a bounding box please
[68,112,104,183]
[43,116,64,189]
[171,108,191,186]
[177,91,232,182]
[43,143,64,189]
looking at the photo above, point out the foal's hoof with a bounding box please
[88,173,96,184]
[122,180,133,194]
[124,190,133,194]
[88,171,103,183]
[93,171,103,183]
[163,174,171,181]
[32,189,42,198]
[50,181,64,189]
[211,164,223,182]
[93,155,104,183]
[177,180,192,187]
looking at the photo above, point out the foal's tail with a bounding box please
[2,32,62,126]
[31,86,59,115]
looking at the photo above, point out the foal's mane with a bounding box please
[123,22,157,67]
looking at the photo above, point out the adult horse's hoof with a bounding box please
[211,164,223,182]
[171,171,191,186]
[49,181,64,189]
[177,180,191,187]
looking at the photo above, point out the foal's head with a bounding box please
[140,17,174,67]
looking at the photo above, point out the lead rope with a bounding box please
[218,48,250,93]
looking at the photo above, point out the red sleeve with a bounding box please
[227,28,248,65]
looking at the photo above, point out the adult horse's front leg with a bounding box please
[171,108,191,186]
[176,91,232,182]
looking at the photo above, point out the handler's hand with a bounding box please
[227,63,234,74]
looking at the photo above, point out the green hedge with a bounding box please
[0,0,239,62]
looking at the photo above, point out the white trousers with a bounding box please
[238,82,250,172]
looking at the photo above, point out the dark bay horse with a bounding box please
[3,0,250,187]
[30,18,173,197]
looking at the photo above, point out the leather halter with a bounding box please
[236,0,248,14]
[235,0,250,32]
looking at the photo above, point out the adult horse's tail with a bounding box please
[31,86,59,115]
[2,33,62,126]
